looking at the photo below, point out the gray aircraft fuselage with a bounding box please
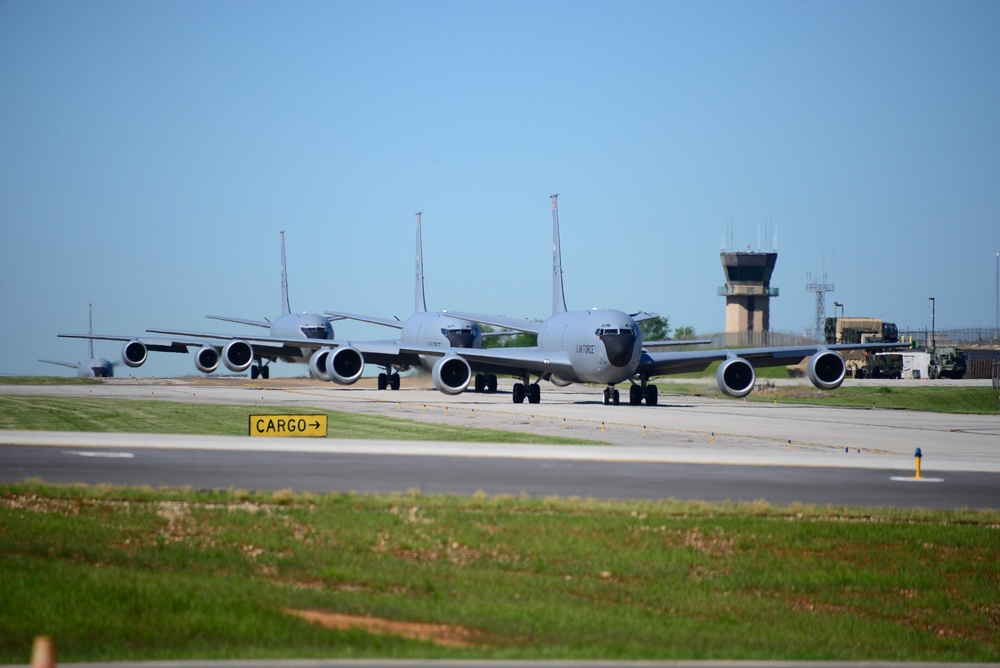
[538,308,640,386]
[402,311,482,371]
[269,312,337,363]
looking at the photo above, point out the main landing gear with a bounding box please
[474,373,498,393]
[250,362,270,380]
[628,381,658,406]
[377,370,401,391]
[512,373,540,404]
[603,382,658,406]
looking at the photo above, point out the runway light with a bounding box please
[788,439,792,450]
[601,421,605,432]
[915,448,923,479]
[711,432,715,444]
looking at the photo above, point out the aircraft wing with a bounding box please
[441,312,543,335]
[38,359,78,370]
[412,345,576,379]
[206,315,271,329]
[637,342,905,377]
[58,333,197,355]
[325,311,403,330]
[643,339,713,348]
[208,314,345,328]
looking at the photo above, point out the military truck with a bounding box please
[928,346,967,379]
[824,317,901,379]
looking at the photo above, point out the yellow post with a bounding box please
[445,406,449,416]
[563,418,567,429]
[601,422,605,432]
[915,448,923,479]
[643,425,647,437]
[711,432,715,444]
[471,409,475,418]
[531,415,535,425]
[788,439,792,450]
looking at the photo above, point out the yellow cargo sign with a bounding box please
[249,414,327,438]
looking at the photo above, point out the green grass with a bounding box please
[659,382,1000,414]
[0,396,597,445]
[1,482,997,662]
[654,375,1000,414]
[0,376,101,385]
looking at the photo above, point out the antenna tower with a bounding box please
[806,271,835,340]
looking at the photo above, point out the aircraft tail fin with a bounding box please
[551,194,568,315]
[279,231,291,316]
[88,303,95,359]
[415,212,427,313]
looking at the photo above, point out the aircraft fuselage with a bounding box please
[402,311,483,371]
[539,308,641,385]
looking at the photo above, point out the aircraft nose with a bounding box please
[445,331,476,349]
[600,329,637,367]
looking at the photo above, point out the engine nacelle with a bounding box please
[222,340,254,373]
[431,353,472,395]
[716,355,755,398]
[549,374,573,387]
[195,346,220,374]
[807,350,846,391]
[122,340,147,368]
[326,345,364,385]
[308,348,332,382]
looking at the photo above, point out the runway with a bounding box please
[2,378,999,509]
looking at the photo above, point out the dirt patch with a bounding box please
[284,608,481,647]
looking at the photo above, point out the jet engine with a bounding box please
[308,348,332,382]
[326,345,364,385]
[431,353,472,395]
[222,340,254,373]
[807,350,846,391]
[122,340,148,368]
[716,356,755,398]
[195,346,220,374]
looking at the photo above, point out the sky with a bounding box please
[2,0,998,377]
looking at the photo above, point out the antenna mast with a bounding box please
[806,268,835,340]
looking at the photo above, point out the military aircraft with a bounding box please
[59,232,341,379]
[325,212,499,392]
[439,194,903,405]
[40,304,115,377]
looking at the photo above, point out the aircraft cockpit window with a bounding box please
[597,327,625,336]
[300,325,331,340]
[442,327,475,336]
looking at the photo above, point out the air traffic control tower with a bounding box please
[719,251,779,346]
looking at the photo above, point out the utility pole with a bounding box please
[928,296,936,350]
[995,252,999,329]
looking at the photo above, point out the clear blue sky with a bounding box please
[2,0,998,377]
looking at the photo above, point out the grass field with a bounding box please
[0,395,598,444]
[659,381,1000,414]
[2,482,998,663]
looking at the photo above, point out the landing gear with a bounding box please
[474,373,498,393]
[377,371,401,390]
[628,381,658,406]
[603,387,620,405]
[512,374,540,404]
[250,363,270,380]
[645,384,658,406]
